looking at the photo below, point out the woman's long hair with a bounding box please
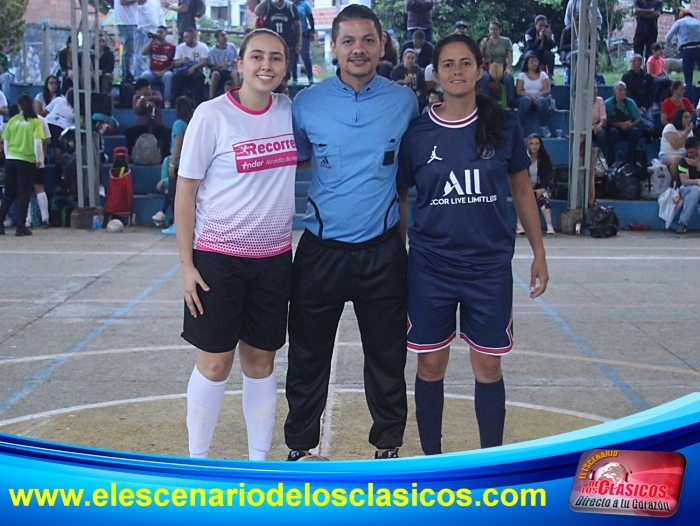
[42,75,59,108]
[382,31,398,67]
[18,93,38,121]
[526,133,553,176]
[432,33,507,158]
[672,107,689,131]
[521,51,538,73]
[176,96,192,123]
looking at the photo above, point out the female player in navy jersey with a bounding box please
[175,29,296,460]
[397,33,549,454]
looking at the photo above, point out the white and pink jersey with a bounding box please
[178,91,297,258]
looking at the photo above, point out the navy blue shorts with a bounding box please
[406,251,513,356]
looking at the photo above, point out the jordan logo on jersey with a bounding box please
[427,146,443,164]
[233,134,298,173]
[432,170,497,206]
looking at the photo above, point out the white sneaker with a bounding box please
[515,223,525,235]
[547,226,555,235]
[3,218,14,227]
[152,211,166,223]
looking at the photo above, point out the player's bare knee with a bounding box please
[196,350,235,382]
[238,341,275,379]
[417,351,449,381]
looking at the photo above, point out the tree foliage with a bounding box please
[0,0,28,53]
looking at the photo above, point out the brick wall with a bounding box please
[616,1,700,42]
[24,0,82,27]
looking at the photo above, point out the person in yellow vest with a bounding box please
[0,94,45,236]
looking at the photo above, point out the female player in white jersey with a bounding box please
[175,29,297,460]
[397,33,549,454]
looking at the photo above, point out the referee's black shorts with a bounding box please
[181,249,292,353]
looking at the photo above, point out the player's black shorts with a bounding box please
[34,167,44,185]
[181,249,292,353]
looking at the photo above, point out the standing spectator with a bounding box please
[295,0,315,84]
[34,75,61,117]
[255,0,302,83]
[0,89,7,120]
[391,49,426,107]
[208,30,239,100]
[661,80,693,126]
[675,136,700,233]
[400,30,434,70]
[479,20,515,107]
[0,51,11,98]
[647,43,672,108]
[172,28,208,107]
[0,94,45,237]
[124,78,171,158]
[406,0,434,43]
[162,0,197,43]
[115,0,139,82]
[454,21,468,35]
[564,0,603,29]
[140,26,176,108]
[633,0,663,64]
[284,5,419,461]
[622,54,655,121]
[516,51,552,138]
[57,36,73,95]
[604,81,646,166]
[98,34,116,94]
[135,0,165,79]
[154,95,191,231]
[524,15,556,77]
[665,9,700,105]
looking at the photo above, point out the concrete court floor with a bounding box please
[0,227,698,461]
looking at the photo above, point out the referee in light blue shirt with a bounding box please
[666,9,700,103]
[284,5,419,461]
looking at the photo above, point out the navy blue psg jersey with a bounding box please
[397,104,530,272]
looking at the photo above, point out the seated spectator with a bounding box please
[57,36,73,95]
[98,33,115,95]
[516,134,555,235]
[399,30,434,70]
[140,25,176,108]
[516,51,552,137]
[0,50,10,98]
[559,22,573,85]
[424,63,437,91]
[647,43,672,107]
[587,84,608,206]
[44,89,75,180]
[660,108,693,184]
[421,88,443,114]
[675,136,700,233]
[208,30,239,100]
[479,20,515,107]
[454,20,468,35]
[160,95,192,235]
[661,81,693,126]
[622,54,655,121]
[390,49,426,108]
[377,30,399,79]
[172,28,208,108]
[524,15,556,77]
[604,81,647,165]
[34,76,60,117]
[124,78,171,158]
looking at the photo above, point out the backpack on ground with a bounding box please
[585,203,619,238]
[192,0,206,18]
[49,194,74,227]
[132,134,162,165]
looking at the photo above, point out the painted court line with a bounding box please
[512,273,651,411]
[0,390,608,429]
[0,265,181,417]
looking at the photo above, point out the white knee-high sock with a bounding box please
[187,366,227,458]
[242,372,277,461]
[36,192,49,223]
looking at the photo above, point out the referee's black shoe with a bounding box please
[287,450,310,461]
[375,448,399,459]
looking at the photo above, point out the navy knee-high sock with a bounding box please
[415,376,444,455]
[474,378,506,449]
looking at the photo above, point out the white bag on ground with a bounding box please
[642,159,671,200]
[658,187,683,229]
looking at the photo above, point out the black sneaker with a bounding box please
[0,224,4,235]
[15,226,32,237]
[287,450,309,461]
[375,448,399,459]
[676,223,688,234]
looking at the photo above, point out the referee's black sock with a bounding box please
[474,378,506,449]
[415,376,444,455]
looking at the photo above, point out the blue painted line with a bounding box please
[512,272,650,411]
[0,265,180,417]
